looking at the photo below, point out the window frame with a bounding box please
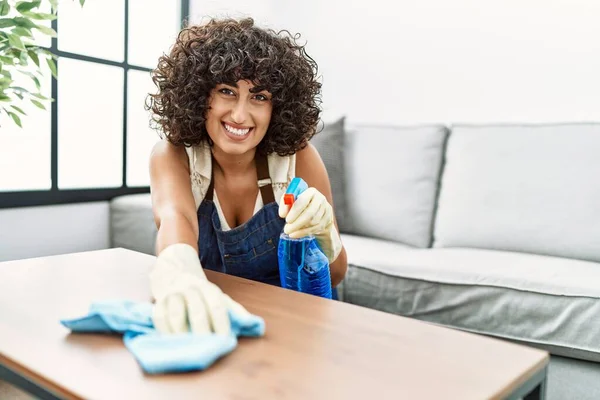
[0,0,190,209]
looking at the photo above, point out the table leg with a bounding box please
[0,363,63,400]
[524,377,547,400]
[504,366,548,400]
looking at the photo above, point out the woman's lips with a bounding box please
[222,122,253,141]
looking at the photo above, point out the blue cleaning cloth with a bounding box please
[60,300,265,374]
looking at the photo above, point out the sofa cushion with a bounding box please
[310,117,351,233]
[340,233,416,261]
[434,123,600,262]
[344,124,448,247]
[547,356,600,400]
[341,238,600,363]
[110,193,156,256]
[337,234,415,303]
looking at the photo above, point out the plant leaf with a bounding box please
[7,33,26,50]
[36,47,51,57]
[0,93,10,101]
[0,17,16,28]
[17,70,41,90]
[8,52,22,65]
[16,1,40,13]
[48,0,57,9]
[27,49,39,66]
[30,98,45,109]
[18,69,36,79]
[13,17,37,29]
[31,92,48,100]
[12,26,33,38]
[8,46,21,56]
[10,104,26,115]
[10,85,30,94]
[18,69,41,89]
[46,57,57,78]
[0,1,10,17]
[35,25,56,37]
[22,11,56,20]
[8,110,22,127]
[19,48,28,65]
[79,0,86,6]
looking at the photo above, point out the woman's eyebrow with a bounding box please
[249,86,268,94]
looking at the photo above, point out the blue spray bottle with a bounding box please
[277,177,333,299]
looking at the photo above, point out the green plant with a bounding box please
[0,0,85,128]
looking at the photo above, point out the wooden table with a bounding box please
[0,248,548,400]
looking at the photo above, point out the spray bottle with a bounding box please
[277,177,333,299]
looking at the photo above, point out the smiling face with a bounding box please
[205,79,273,156]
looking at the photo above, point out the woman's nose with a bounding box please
[230,98,249,124]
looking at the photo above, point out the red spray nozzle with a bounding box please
[283,178,308,207]
[284,193,295,206]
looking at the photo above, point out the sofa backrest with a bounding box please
[433,123,600,262]
[343,124,448,248]
[110,193,157,256]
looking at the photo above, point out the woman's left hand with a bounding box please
[278,187,343,263]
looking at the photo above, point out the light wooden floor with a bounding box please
[0,380,37,400]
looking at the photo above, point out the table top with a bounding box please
[0,248,548,400]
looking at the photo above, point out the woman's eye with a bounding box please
[219,88,235,96]
[253,94,268,102]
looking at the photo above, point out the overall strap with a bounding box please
[205,156,215,201]
[204,152,275,204]
[255,152,275,204]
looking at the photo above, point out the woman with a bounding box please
[146,17,347,336]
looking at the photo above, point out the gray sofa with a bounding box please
[110,120,600,400]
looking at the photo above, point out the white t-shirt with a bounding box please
[185,142,296,231]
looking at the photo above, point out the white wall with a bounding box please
[193,0,600,124]
[190,0,274,27]
[0,202,110,262]
[4,2,598,262]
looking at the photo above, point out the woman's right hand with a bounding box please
[150,243,233,335]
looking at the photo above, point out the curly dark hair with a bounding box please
[147,17,322,156]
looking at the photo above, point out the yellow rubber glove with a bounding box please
[150,243,249,335]
[278,187,343,263]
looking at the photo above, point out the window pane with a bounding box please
[58,0,125,62]
[58,59,124,189]
[127,70,160,187]
[128,0,180,69]
[0,68,52,191]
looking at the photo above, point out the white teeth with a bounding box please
[224,123,250,136]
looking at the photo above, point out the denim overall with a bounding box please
[197,152,338,299]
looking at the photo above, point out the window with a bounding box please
[0,0,189,207]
